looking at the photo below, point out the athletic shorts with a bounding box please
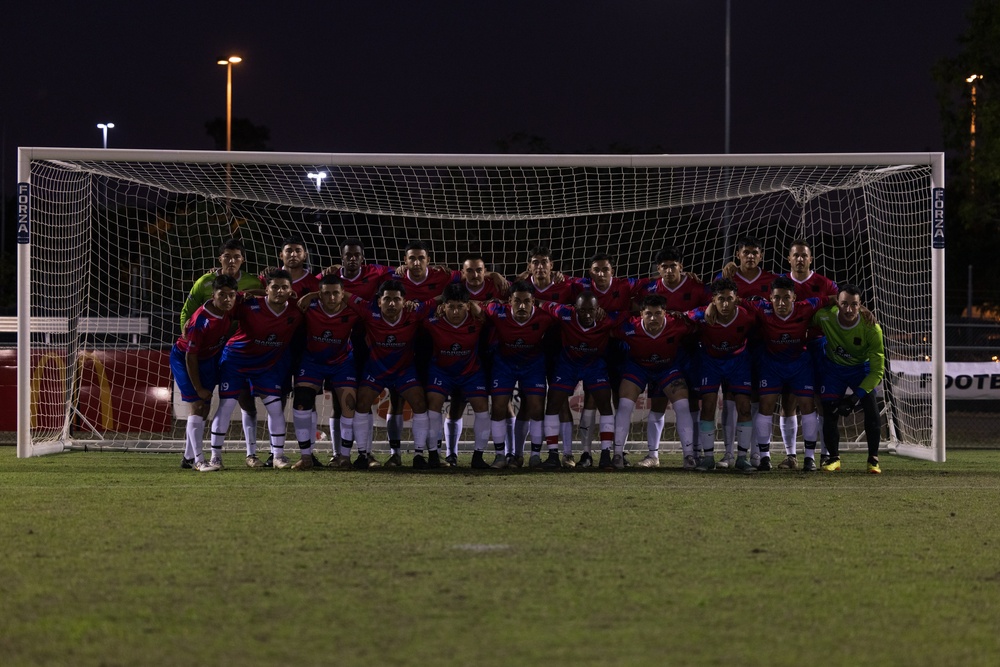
[491,355,547,398]
[620,358,683,397]
[427,364,488,399]
[170,346,220,403]
[549,355,610,394]
[757,353,815,397]
[697,350,752,396]
[818,357,873,403]
[295,355,357,390]
[218,353,290,398]
[360,360,422,395]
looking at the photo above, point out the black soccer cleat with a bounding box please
[180,457,194,470]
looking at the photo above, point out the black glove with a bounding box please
[835,394,862,417]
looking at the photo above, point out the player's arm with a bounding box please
[486,271,510,295]
[179,273,213,331]
[859,324,886,395]
[298,291,320,311]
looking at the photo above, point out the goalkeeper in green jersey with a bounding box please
[179,239,263,330]
[811,283,886,474]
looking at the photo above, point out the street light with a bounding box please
[307,171,328,192]
[967,74,983,191]
[97,122,115,149]
[216,56,242,151]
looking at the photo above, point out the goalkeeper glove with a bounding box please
[835,391,864,417]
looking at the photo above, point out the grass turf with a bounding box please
[1,447,999,666]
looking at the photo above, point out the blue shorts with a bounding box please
[818,357,872,402]
[218,353,290,398]
[550,356,610,394]
[427,364,488,399]
[360,361,422,395]
[296,355,357,389]
[758,353,815,397]
[491,355,547,397]
[620,359,684,397]
[698,350,752,395]
[170,346,219,402]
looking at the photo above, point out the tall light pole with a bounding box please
[216,56,242,151]
[96,122,115,149]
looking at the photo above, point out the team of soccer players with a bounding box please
[172,235,887,475]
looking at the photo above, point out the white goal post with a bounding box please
[15,148,946,461]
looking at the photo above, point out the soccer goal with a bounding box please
[14,148,946,461]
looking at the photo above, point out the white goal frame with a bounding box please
[16,148,946,461]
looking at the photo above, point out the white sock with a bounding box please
[293,408,314,452]
[599,414,615,453]
[543,414,561,448]
[339,416,354,456]
[186,415,204,461]
[673,398,694,456]
[736,420,753,457]
[412,412,429,452]
[387,411,403,442]
[560,420,573,456]
[330,416,342,450]
[211,398,238,458]
[428,411,444,452]
[579,408,596,453]
[722,399,737,449]
[514,415,529,456]
[473,411,490,452]
[646,410,665,454]
[354,412,372,454]
[492,419,507,454]
[506,416,516,454]
[754,412,773,459]
[614,397,635,456]
[241,408,257,455]
[445,415,463,456]
[699,420,715,457]
[781,414,798,454]
[263,397,286,455]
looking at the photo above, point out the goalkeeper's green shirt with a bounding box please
[179,271,263,331]
[811,306,885,394]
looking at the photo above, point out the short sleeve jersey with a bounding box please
[224,296,304,368]
[341,264,394,302]
[748,298,825,362]
[302,300,360,366]
[686,305,759,359]
[174,303,233,360]
[538,302,624,362]
[482,302,560,364]
[713,268,778,301]
[399,268,456,302]
[344,296,434,374]
[635,275,711,312]
[570,276,639,313]
[423,313,485,376]
[614,315,696,370]
[529,277,576,304]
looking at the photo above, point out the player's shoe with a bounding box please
[867,457,882,475]
[578,451,593,468]
[528,453,543,469]
[193,459,220,472]
[367,454,382,469]
[636,454,660,468]
[445,453,458,467]
[802,457,817,472]
[310,453,324,468]
[734,456,757,474]
[291,455,314,470]
[542,452,561,470]
[561,454,576,469]
[820,455,831,467]
[490,453,508,469]
[598,449,613,470]
[383,453,401,468]
[245,454,265,469]
[180,457,194,470]
[209,457,224,470]
[716,453,734,469]
[622,453,631,468]
[682,454,698,471]
[611,454,625,470]
[427,450,443,469]
[352,453,370,469]
[412,454,428,469]
[694,455,716,472]
[272,455,292,469]
[777,454,798,469]
[821,457,842,472]
[749,455,761,469]
[756,456,772,472]
[263,453,275,468]
[471,451,490,469]
[334,454,353,469]
[509,454,524,469]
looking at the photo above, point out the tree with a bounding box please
[205,117,272,151]
[933,0,1000,312]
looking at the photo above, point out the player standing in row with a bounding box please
[813,284,886,474]
[172,274,239,472]
[611,294,699,469]
[687,278,759,473]
[745,276,827,471]
[290,275,360,470]
[209,270,303,469]
[179,239,264,469]
[481,281,561,468]
[717,237,777,466]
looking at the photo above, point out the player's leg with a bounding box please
[291,383,321,469]
[331,385,357,467]
[755,392,780,471]
[543,388,571,469]
[445,391,467,464]
[400,382,431,468]
[861,390,882,473]
[613,375,644,470]
[353,381,383,470]
[663,377,696,469]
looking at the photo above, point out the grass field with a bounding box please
[2,447,999,666]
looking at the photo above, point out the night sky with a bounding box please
[2,0,974,181]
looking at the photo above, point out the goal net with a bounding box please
[15,149,946,461]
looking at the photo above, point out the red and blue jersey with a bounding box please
[635,275,711,312]
[344,295,434,374]
[538,302,624,363]
[614,315,696,370]
[301,300,360,366]
[529,277,575,304]
[174,303,233,361]
[686,305,758,359]
[464,278,507,302]
[223,296,304,369]
[398,268,456,302]
[482,302,560,364]
[713,268,778,301]
[747,297,826,362]
[340,264,394,303]
[781,271,838,300]
[423,313,484,376]
[569,276,639,313]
